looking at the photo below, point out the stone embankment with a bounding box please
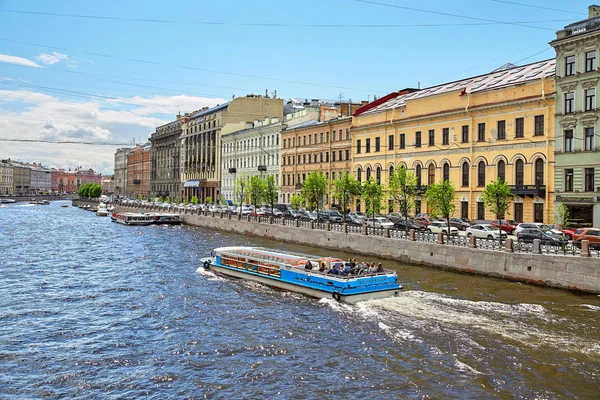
[113,203,600,294]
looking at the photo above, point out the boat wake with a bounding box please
[194,267,224,281]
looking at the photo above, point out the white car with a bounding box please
[427,221,459,235]
[365,217,395,228]
[466,224,507,239]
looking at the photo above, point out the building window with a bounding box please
[338,150,342,161]
[415,131,422,147]
[442,163,450,181]
[389,166,394,182]
[498,160,506,182]
[461,201,469,219]
[515,159,524,186]
[461,163,469,187]
[585,168,595,192]
[585,127,595,151]
[428,129,435,147]
[314,133,317,143]
[345,149,350,160]
[326,152,329,162]
[462,125,469,143]
[515,118,524,138]
[366,168,371,181]
[339,129,343,141]
[442,128,449,145]
[566,55,575,76]
[303,154,306,164]
[303,136,306,146]
[366,138,371,153]
[586,50,596,72]
[332,152,336,162]
[357,168,362,182]
[477,161,486,187]
[376,167,381,184]
[320,153,323,163]
[564,130,574,152]
[415,165,422,186]
[535,158,544,186]
[320,132,323,143]
[375,137,380,152]
[427,164,435,185]
[497,120,506,140]
[477,123,485,142]
[565,168,574,191]
[326,132,329,142]
[534,115,544,136]
[388,134,394,150]
[357,140,361,154]
[399,134,406,149]
[585,89,596,111]
[565,92,575,114]
[477,202,485,220]
[514,203,523,223]
[346,129,350,140]
[333,130,336,141]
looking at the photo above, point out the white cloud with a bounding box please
[109,94,225,116]
[0,54,42,68]
[36,52,69,65]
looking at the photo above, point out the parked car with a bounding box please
[414,216,431,227]
[572,228,600,249]
[491,219,518,235]
[365,217,395,229]
[517,228,566,245]
[427,221,459,235]
[348,215,367,225]
[283,209,301,219]
[394,219,426,231]
[466,224,507,240]
[318,209,343,223]
[448,217,471,231]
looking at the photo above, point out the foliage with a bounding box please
[362,177,383,219]
[219,194,226,205]
[425,180,456,239]
[77,183,102,199]
[481,178,514,236]
[165,196,171,204]
[205,196,213,204]
[332,172,361,221]
[158,195,163,203]
[183,198,188,205]
[302,171,328,214]
[389,166,418,233]
[174,197,179,204]
[289,193,305,210]
[554,203,570,234]
[248,176,265,208]
[191,195,199,205]
[233,176,247,208]
[137,195,142,200]
[264,175,279,213]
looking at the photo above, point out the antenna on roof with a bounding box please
[418,81,421,89]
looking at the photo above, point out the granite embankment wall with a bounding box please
[109,203,600,294]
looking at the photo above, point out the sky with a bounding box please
[0,0,593,175]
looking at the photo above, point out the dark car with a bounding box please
[448,217,471,231]
[283,209,301,219]
[517,228,566,245]
[318,210,343,223]
[394,219,426,231]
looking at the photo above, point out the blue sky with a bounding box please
[0,0,592,174]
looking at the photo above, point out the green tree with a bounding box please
[248,175,265,208]
[264,175,279,214]
[481,178,514,237]
[165,196,171,204]
[425,180,456,239]
[289,193,305,210]
[191,195,199,205]
[183,198,188,205]
[302,171,328,214]
[174,197,179,204]
[389,166,418,234]
[554,202,570,239]
[234,175,247,209]
[332,172,361,222]
[362,177,383,220]
[158,195,163,203]
[205,196,213,204]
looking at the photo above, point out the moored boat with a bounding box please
[96,203,109,216]
[111,212,153,226]
[200,247,402,304]
[149,213,181,225]
[60,203,69,208]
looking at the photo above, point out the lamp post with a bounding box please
[228,167,238,216]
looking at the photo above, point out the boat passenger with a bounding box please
[305,260,313,270]
[342,263,352,276]
[319,262,326,273]
[327,264,340,275]
[369,263,378,274]
[377,263,385,273]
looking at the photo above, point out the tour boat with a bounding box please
[200,247,402,304]
[149,213,181,225]
[30,199,50,205]
[111,212,153,226]
[96,203,109,217]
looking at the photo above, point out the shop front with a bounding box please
[555,195,599,228]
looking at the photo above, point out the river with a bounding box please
[1,201,599,399]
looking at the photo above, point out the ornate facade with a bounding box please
[127,144,151,199]
[150,116,185,198]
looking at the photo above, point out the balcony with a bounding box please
[510,184,546,198]
[133,179,141,184]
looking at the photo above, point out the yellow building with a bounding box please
[351,60,557,223]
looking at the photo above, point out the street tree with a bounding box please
[554,202,570,239]
[191,195,199,205]
[264,175,279,215]
[289,193,305,210]
[389,166,418,234]
[362,177,383,221]
[425,180,456,240]
[205,196,212,204]
[481,178,514,237]
[302,171,328,214]
[233,175,247,209]
[165,196,171,204]
[248,175,265,209]
[332,172,361,222]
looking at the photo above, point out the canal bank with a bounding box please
[104,201,600,294]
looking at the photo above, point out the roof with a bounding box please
[358,59,555,116]
[190,102,230,119]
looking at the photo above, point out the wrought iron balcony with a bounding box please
[510,184,546,197]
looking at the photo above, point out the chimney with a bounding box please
[590,5,600,17]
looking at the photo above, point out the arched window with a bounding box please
[498,160,506,182]
[376,167,381,184]
[416,165,422,186]
[388,166,394,182]
[357,168,362,182]
[462,163,469,187]
[442,163,450,181]
[535,158,544,186]
[477,161,486,187]
[515,159,524,186]
[428,164,435,185]
[366,167,371,181]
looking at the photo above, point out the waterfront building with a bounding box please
[127,144,151,199]
[113,148,131,197]
[149,115,185,199]
[180,94,283,203]
[550,5,600,227]
[0,159,14,195]
[52,168,102,193]
[11,162,31,195]
[29,163,52,194]
[351,60,557,223]
[280,117,353,205]
[221,117,283,203]
[101,177,115,194]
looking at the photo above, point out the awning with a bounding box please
[184,180,201,188]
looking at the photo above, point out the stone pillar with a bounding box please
[384,228,390,238]
[409,229,415,241]
[505,238,514,252]
[326,222,331,231]
[309,221,314,229]
[343,223,348,233]
[269,216,274,224]
[437,232,444,244]
[362,224,368,235]
[533,239,541,254]
[581,240,591,257]
[469,235,477,248]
